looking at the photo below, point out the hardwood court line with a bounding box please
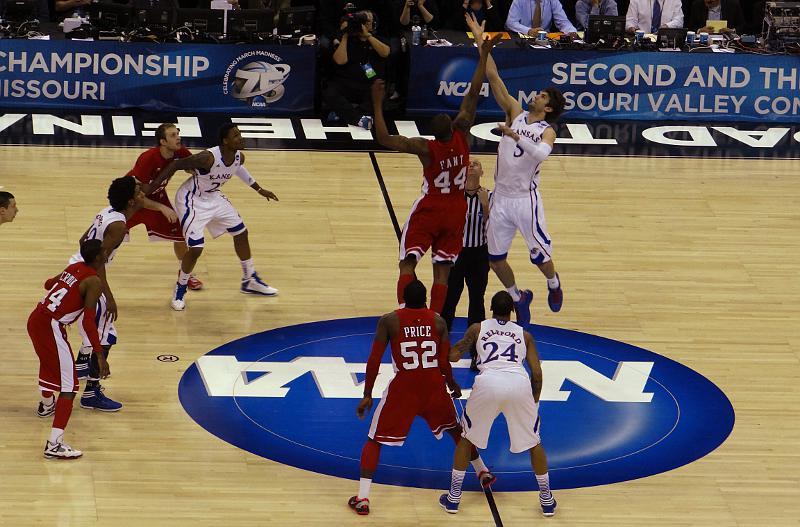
[369,151,402,241]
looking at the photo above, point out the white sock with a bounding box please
[240,258,255,279]
[358,477,372,500]
[48,428,64,444]
[471,456,488,477]
[547,275,560,290]
[506,285,521,302]
[448,469,466,503]
[178,270,190,286]
[41,394,54,406]
[536,473,554,504]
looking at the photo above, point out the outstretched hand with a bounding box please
[464,12,485,41]
[480,32,503,55]
[497,123,520,141]
[258,189,279,201]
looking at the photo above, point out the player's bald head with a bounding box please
[403,280,427,308]
[430,114,453,142]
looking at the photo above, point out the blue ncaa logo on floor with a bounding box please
[178,318,734,491]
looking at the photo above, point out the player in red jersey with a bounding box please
[347,280,495,516]
[28,239,110,459]
[127,123,203,290]
[371,35,501,314]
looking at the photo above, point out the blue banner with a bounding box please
[0,40,315,113]
[408,47,800,122]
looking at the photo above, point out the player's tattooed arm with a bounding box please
[450,323,481,362]
[453,30,503,132]
[524,331,543,402]
[143,151,214,195]
[371,79,430,161]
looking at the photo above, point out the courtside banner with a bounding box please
[407,47,800,122]
[0,40,315,113]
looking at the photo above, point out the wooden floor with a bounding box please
[1,145,799,526]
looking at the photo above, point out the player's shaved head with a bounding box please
[403,280,427,308]
[80,239,104,265]
[490,291,514,318]
[430,114,453,142]
[0,191,13,209]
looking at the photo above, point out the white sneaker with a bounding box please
[43,440,82,459]
[241,273,278,296]
[170,298,186,311]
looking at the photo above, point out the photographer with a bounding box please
[396,0,439,29]
[446,0,503,31]
[324,10,389,130]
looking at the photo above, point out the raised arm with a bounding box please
[450,322,481,362]
[143,151,214,195]
[371,79,430,161]
[465,13,523,123]
[452,32,502,133]
[524,330,543,402]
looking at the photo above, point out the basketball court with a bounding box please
[1,125,799,526]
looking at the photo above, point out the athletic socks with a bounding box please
[470,456,488,476]
[507,285,522,302]
[430,283,447,314]
[396,274,414,306]
[536,473,554,505]
[240,258,255,280]
[448,469,466,503]
[48,427,65,444]
[177,270,190,286]
[358,478,372,500]
[547,275,560,290]
[41,393,54,406]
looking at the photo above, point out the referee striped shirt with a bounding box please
[463,191,488,248]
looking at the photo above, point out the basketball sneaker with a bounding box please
[347,496,369,515]
[37,399,55,418]
[241,273,278,296]
[43,440,82,460]
[75,351,90,379]
[171,282,188,311]
[187,275,203,291]
[514,289,534,326]
[541,498,557,517]
[80,388,122,412]
[547,273,563,313]
[438,494,459,514]
[478,469,497,488]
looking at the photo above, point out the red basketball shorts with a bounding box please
[127,191,184,242]
[399,196,467,264]
[27,310,78,393]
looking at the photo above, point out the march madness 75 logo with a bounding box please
[223,51,291,108]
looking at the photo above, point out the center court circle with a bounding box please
[178,317,734,491]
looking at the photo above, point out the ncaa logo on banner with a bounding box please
[178,318,734,491]
[223,50,291,108]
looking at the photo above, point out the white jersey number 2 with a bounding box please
[433,167,467,194]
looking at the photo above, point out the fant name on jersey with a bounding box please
[439,154,465,171]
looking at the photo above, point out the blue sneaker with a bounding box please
[241,273,278,296]
[541,498,557,517]
[171,282,188,311]
[80,388,122,412]
[514,289,533,326]
[547,273,563,313]
[439,493,459,514]
[357,115,373,130]
[75,352,90,379]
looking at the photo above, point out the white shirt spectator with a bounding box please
[625,0,683,32]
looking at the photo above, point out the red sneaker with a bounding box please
[187,276,203,291]
[348,496,370,515]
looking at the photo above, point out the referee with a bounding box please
[441,161,491,366]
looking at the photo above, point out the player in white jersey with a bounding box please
[439,290,557,517]
[145,123,280,311]
[70,176,150,412]
[466,14,565,326]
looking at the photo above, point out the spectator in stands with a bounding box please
[319,1,393,40]
[574,0,618,30]
[626,0,683,32]
[446,0,504,31]
[505,0,578,36]
[689,0,744,33]
[395,0,440,30]
[323,10,390,130]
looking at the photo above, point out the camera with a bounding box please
[344,10,369,35]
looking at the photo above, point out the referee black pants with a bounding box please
[441,245,490,332]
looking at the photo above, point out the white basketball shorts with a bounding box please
[175,186,246,248]
[487,190,552,264]
[460,370,541,453]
